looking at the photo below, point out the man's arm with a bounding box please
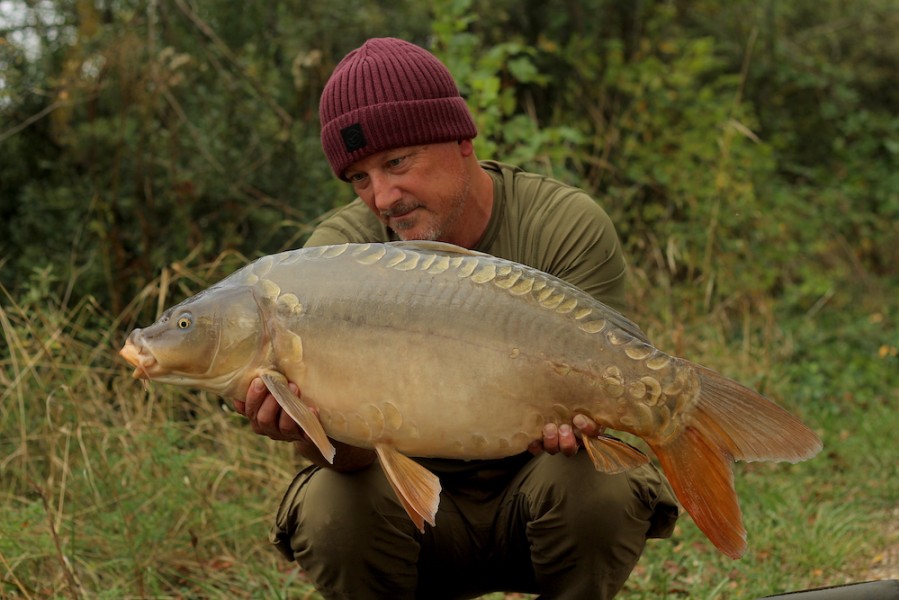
[536,191,629,313]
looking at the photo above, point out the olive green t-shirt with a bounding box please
[305,160,628,312]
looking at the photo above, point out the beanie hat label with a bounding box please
[319,38,478,179]
[340,123,367,153]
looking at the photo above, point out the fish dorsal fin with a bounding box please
[580,432,650,474]
[374,443,441,532]
[259,371,335,464]
[387,240,485,256]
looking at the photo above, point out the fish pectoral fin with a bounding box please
[580,432,650,474]
[259,371,335,464]
[374,444,441,532]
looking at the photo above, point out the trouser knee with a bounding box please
[273,465,417,556]
[270,466,422,598]
[517,453,668,597]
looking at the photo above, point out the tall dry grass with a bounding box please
[0,263,314,598]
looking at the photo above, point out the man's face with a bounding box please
[344,143,471,243]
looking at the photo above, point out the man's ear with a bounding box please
[458,138,475,157]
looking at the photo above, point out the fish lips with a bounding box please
[119,333,157,380]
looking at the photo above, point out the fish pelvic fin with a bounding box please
[647,364,823,560]
[259,371,336,464]
[580,432,650,474]
[374,444,441,533]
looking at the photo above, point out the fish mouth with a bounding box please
[119,338,157,380]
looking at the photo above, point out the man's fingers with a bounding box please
[557,424,579,456]
[279,407,301,435]
[244,378,268,417]
[540,422,581,456]
[255,395,283,427]
[542,423,559,453]
[249,378,267,399]
[572,414,601,437]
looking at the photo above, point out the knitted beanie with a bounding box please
[319,38,478,179]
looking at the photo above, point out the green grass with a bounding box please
[1,264,896,599]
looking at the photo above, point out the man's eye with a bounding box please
[347,172,367,183]
[387,156,406,168]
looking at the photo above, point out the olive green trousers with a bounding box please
[270,451,678,599]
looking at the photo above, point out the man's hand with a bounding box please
[233,378,306,441]
[233,378,377,472]
[529,414,601,457]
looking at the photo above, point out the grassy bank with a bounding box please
[1,261,896,599]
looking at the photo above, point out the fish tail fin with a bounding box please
[647,364,822,559]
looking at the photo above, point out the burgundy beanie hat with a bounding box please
[319,38,478,179]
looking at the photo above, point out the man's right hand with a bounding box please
[233,378,377,472]
[233,378,306,442]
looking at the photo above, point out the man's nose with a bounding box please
[369,172,399,212]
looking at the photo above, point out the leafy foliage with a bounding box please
[2,0,896,319]
[0,0,432,315]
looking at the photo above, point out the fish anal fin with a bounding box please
[259,371,335,464]
[374,443,441,532]
[580,432,650,474]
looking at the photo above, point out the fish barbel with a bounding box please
[119,241,822,558]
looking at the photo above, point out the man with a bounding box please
[234,38,678,599]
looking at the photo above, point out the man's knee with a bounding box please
[516,454,667,598]
[270,466,421,598]
[524,453,654,538]
[272,466,415,561]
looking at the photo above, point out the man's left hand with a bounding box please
[529,414,601,456]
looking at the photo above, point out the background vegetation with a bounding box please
[1,0,897,597]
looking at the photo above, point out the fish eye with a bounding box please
[176,314,192,329]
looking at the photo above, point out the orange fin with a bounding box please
[651,424,746,559]
[580,432,650,474]
[260,371,336,464]
[648,363,823,559]
[374,443,441,532]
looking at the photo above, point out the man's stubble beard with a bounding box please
[394,170,471,243]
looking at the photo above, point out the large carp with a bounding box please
[119,241,822,559]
